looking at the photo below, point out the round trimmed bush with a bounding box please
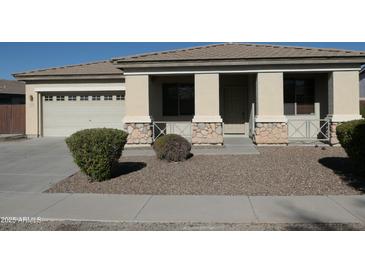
[336,119,365,174]
[66,128,128,181]
[153,134,192,162]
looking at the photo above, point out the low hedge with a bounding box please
[336,119,365,174]
[153,134,191,162]
[66,128,128,181]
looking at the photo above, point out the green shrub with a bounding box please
[66,128,128,181]
[336,120,365,174]
[153,134,192,162]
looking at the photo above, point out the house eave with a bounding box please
[114,57,365,69]
[13,74,124,82]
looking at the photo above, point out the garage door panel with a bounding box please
[42,94,125,137]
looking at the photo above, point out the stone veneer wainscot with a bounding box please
[192,122,223,145]
[125,123,152,144]
[254,122,288,145]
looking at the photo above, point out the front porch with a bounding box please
[123,71,362,146]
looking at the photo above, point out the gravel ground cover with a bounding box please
[46,146,365,196]
[1,221,365,231]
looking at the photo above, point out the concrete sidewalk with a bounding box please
[0,192,364,224]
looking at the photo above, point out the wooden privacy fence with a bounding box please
[0,105,25,134]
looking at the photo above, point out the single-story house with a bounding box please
[13,43,365,146]
[0,79,25,134]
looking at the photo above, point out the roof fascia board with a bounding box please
[122,63,361,75]
[115,57,365,69]
[14,74,123,82]
[124,67,361,76]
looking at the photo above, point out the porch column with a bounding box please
[254,72,288,145]
[327,71,362,145]
[123,75,152,145]
[192,73,223,145]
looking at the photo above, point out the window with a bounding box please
[56,96,65,101]
[68,96,77,101]
[284,79,315,115]
[104,95,113,101]
[116,94,124,100]
[92,95,101,101]
[80,96,89,101]
[162,83,194,116]
[45,96,53,101]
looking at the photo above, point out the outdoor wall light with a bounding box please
[29,95,33,101]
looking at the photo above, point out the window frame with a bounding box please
[45,96,53,101]
[104,95,113,101]
[68,95,77,101]
[116,94,124,101]
[162,83,195,117]
[80,95,89,101]
[56,95,65,101]
[92,95,101,101]
[284,78,315,116]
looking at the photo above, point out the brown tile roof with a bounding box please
[13,60,122,78]
[114,43,365,63]
[0,79,25,95]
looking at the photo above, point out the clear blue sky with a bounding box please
[1,42,365,80]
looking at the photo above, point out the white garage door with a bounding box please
[42,93,125,137]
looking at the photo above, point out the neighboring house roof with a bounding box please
[0,79,25,95]
[13,60,123,81]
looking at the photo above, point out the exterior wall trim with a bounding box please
[123,115,151,123]
[34,85,125,92]
[255,116,288,123]
[192,115,223,123]
[124,68,360,76]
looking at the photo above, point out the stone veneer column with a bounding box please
[192,74,223,145]
[123,75,152,145]
[327,71,363,146]
[253,72,288,145]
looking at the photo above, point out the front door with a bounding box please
[223,87,246,134]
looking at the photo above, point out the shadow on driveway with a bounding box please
[319,157,365,193]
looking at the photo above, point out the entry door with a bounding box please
[223,87,246,134]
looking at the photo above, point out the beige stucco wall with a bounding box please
[24,81,125,136]
[256,72,286,122]
[193,73,222,122]
[328,71,361,121]
[25,84,39,136]
[124,75,151,122]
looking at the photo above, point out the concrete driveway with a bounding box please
[0,138,78,193]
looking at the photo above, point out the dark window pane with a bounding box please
[178,84,194,115]
[162,83,194,116]
[284,78,315,115]
[296,80,315,114]
[163,85,179,116]
[284,79,295,115]
[284,103,295,115]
